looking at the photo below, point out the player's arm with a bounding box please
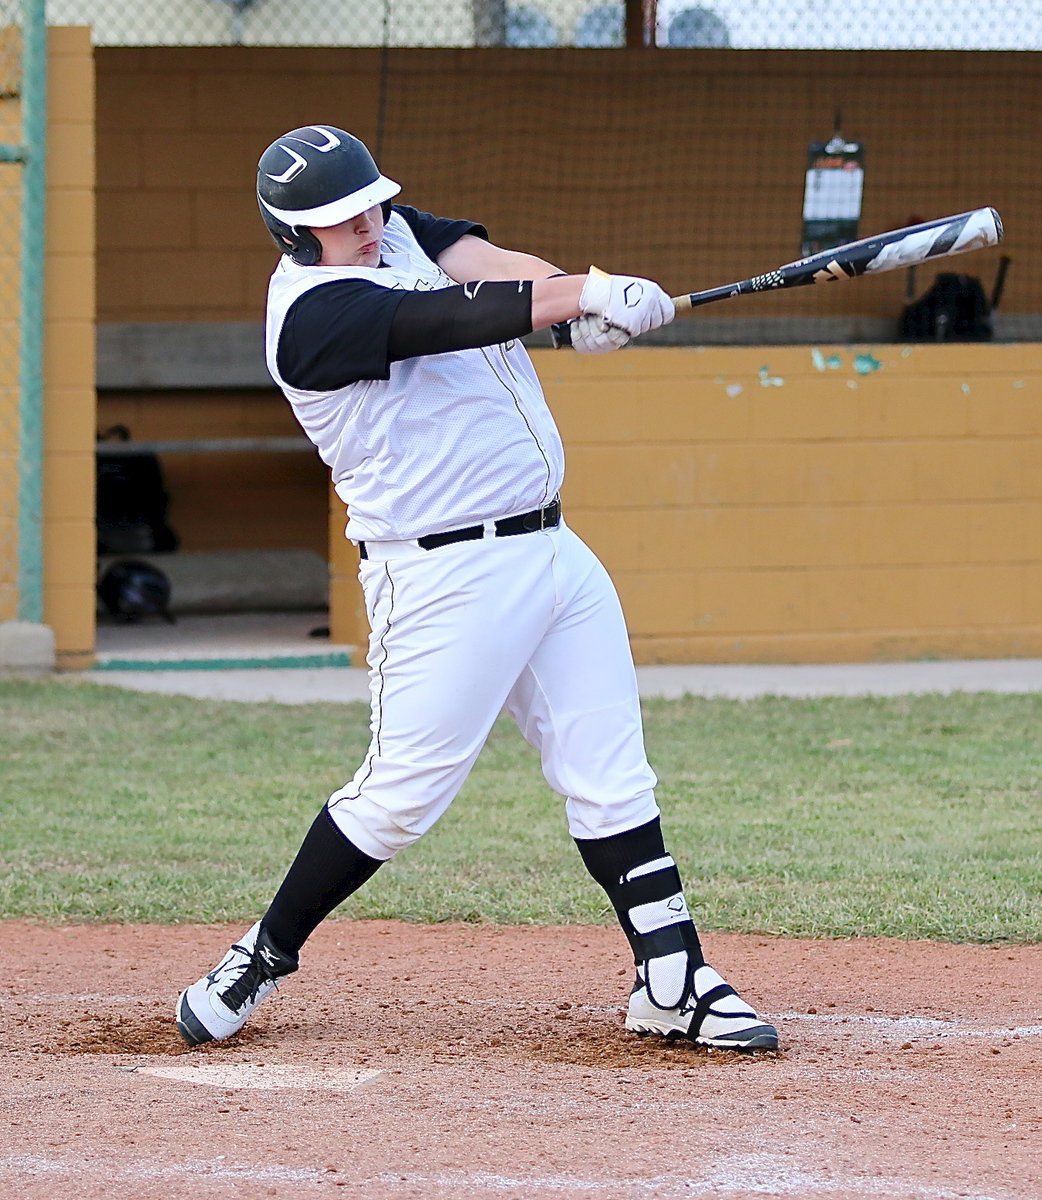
[279,276,569,387]
[437,233,564,283]
[411,213,672,341]
[436,233,586,330]
[439,232,661,334]
[278,265,675,390]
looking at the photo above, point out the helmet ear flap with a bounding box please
[288,226,323,267]
[259,203,323,266]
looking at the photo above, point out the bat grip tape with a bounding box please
[550,320,573,348]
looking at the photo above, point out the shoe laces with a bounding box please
[218,941,283,1013]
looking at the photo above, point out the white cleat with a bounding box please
[625,964,779,1051]
[175,922,298,1046]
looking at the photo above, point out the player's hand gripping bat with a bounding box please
[672,207,1003,311]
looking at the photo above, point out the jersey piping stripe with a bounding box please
[479,344,554,504]
[329,562,395,812]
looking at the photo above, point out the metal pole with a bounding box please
[473,0,506,46]
[625,0,657,47]
[17,0,46,622]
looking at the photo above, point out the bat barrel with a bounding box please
[851,207,1004,278]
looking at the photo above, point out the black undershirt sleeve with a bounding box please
[276,278,534,391]
[277,279,406,390]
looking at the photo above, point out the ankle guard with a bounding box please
[618,855,702,1009]
[574,819,704,1012]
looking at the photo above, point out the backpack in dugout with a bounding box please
[897,256,1010,343]
[95,425,180,555]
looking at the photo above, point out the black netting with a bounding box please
[70,1,1039,342]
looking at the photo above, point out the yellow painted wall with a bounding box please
[44,27,96,668]
[329,343,1042,664]
[0,28,95,667]
[83,45,1042,666]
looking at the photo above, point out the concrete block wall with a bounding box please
[93,47,1041,323]
[0,28,95,668]
[558,344,1041,663]
[331,342,1042,663]
[43,27,96,668]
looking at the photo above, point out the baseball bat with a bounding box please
[673,207,1003,311]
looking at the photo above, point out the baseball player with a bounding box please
[175,125,778,1054]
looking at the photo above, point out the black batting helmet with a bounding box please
[256,125,400,265]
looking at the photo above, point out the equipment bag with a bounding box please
[897,272,992,342]
[96,425,180,556]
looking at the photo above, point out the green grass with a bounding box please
[1,678,1040,940]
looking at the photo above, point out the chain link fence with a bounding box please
[45,0,1042,48]
[0,0,1026,655]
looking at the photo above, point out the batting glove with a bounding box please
[569,313,631,354]
[579,266,675,337]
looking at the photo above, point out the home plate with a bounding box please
[134,1063,385,1091]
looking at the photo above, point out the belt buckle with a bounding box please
[515,499,558,535]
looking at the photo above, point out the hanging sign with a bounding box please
[801,130,864,258]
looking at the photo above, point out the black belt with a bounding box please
[359,496,561,560]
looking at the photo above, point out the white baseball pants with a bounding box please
[327,521,659,860]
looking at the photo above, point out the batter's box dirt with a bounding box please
[36,1007,776,1071]
[31,1013,270,1057]
[2,920,1040,1200]
[502,1014,784,1069]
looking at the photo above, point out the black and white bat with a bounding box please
[673,207,1003,311]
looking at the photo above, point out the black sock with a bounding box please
[574,817,704,969]
[575,817,667,890]
[261,806,383,958]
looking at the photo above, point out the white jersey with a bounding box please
[264,210,565,542]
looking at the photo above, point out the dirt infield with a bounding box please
[2,920,1039,1200]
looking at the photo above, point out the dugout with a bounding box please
[5,16,1042,669]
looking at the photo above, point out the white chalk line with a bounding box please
[775,1012,1042,1039]
[376,1156,1012,1200]
[0,1154,328,1184]
[4,993,152,1005]
[0,1153,1014,1199]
